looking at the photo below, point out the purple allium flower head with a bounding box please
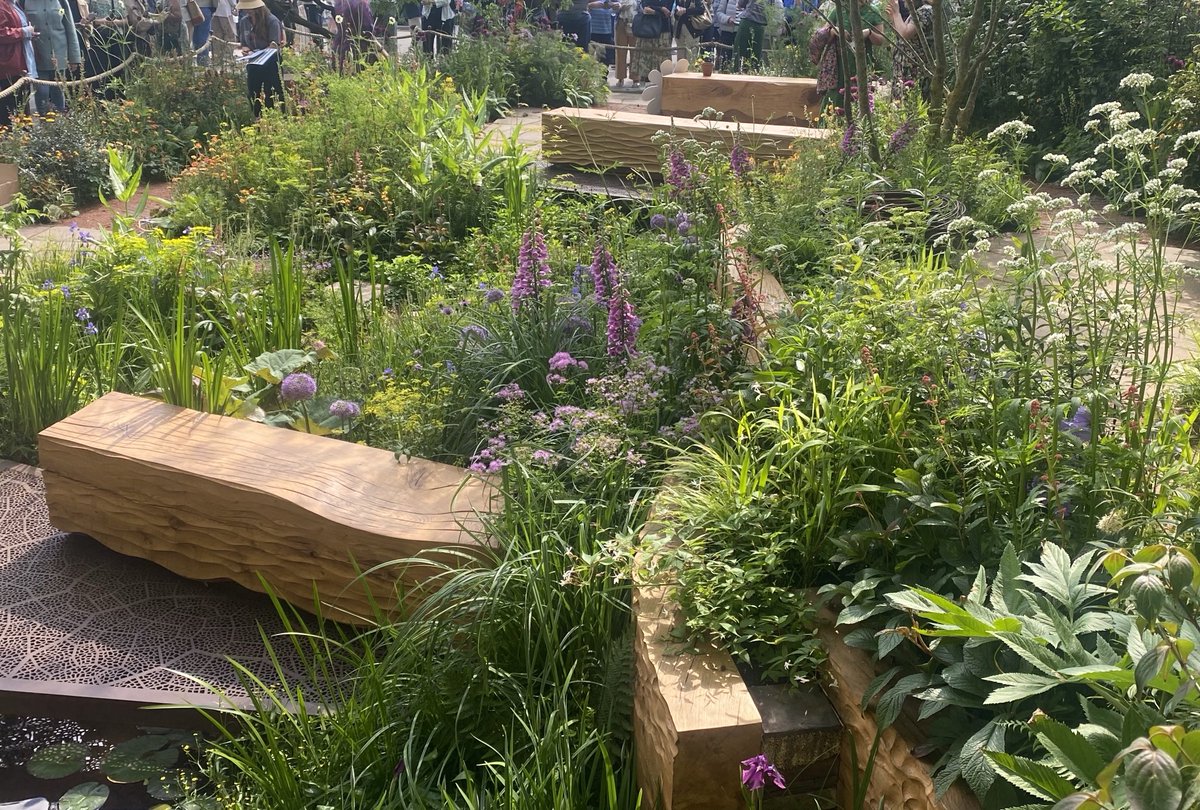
[83,321,98,336]
[676,212,691,236]
[730,143,751,177]
[589,241,619,304]
[329,399,361,419]
[649,213,668,230]
[666,150,693,190]
[512,228,552,312]
[280,372,318,402]
[606,283,641,357]
[75,307,90,322]
[485,287,505,305]
[741,754,786,792]
[40,279,53,290]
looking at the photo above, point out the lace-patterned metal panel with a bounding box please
[0,461,312,706]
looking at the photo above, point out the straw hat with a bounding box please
[235,0,265,10]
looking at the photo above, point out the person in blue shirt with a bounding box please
[587,0,617,66]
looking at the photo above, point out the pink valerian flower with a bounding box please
[546,373,568,385]
[740,754,785,791]
[531,449,555,464]
[511,228,552,312]
[605,282,641,357]
[495,382,526,401]
[548,351,588,372]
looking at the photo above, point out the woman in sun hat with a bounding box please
[235,0,281,115]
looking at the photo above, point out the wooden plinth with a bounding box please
[38,393,495,624]
[661,74,821,125]
[633,584,763,810]
[817,606,981,810]
[541,107,824,173]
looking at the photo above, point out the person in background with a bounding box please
[331,0,371,69]
[82,0,133,95]
[731,0,765,71]
[629,0,667,85]
[188,0,214,62]
[210,0,234,58]
[586,0,615,67]
[672,0,707,63]
[235,0,281,114]
[885,0,931,93]
[557,0,589,50]
[419,0,453,54]
[0,0,32,124]
[709,0,736,70]
[810,0,882,110]
[23,0,82,112]
[613,0,635,87]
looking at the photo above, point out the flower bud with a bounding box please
[1132,573,1167,622]
[1167,553,1193,593]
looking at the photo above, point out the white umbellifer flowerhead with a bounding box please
[1119,72,1155,91]
[986,120,1035,141]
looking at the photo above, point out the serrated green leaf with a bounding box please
[962,719,1004,796]
[1030,714,1106,785]
[986,751,1076,801]
[983,672,1060,704]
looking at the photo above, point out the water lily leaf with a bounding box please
[27,741,89,779]
[100,739,178,784]
[58,782,109,810]
[146,769,187,801]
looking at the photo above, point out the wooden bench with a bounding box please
[38,393,495,625]
[660,74,822,126]
[541,107,826,173]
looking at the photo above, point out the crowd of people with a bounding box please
[0,0,936,130]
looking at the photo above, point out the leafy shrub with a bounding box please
[173,64,528,252]
[100,58,253,179]
[430,28,609,116]
[0,109,108,214]
[974,0,1200,152]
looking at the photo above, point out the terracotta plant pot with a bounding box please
[701,60,714,77]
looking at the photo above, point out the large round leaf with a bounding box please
[58,782,109,810]
[99,737,178,784]
[26,742,89,779]
[145,769,187,801]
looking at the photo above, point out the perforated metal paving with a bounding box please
[0,461,314,714]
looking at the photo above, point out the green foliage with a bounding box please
[974,0,1200,152]
[0,107,108,215]
[100,57,253,179]
[173,64,529,253]
[429,28,609,119]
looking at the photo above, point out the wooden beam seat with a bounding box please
[38,393,495,625]
[660,73,822,126]
[541,106,826,173]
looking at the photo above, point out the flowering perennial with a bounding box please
[512,227,552,311]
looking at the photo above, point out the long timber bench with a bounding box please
[38,392,495,625]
